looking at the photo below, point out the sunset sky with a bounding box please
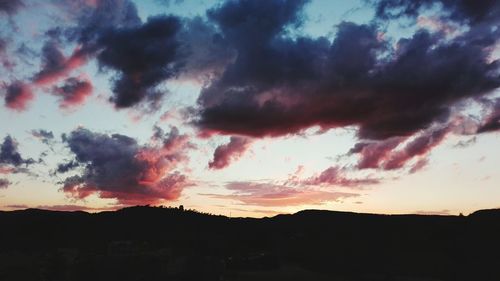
[0,0,499,217]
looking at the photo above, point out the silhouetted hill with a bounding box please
[1,206,499,281]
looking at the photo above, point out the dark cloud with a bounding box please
[370,0,500,25]
[0,37,15,71]
[350,125,450,171]
[0,38,5,53]
[383,126,450,170]
[351,137,405,169]
[59,127,193,205]
[26,0,141,93]
[0,166,31,175]
[44,0,232,109]
[4,81,33,111]
[31,129,54,144]
[478,115,500,133]
[56,160,80,174]
[155,0,184,7]
[0,0,24,15]
[194,0,499,141]
[51,77,92,108]
[32,40,87,86]
[209,136,252,170]
[96,15,182,109]
[32,0,189,109]
[477,98,500,133]
[0,136,35,167]
[205,164,377,207]
[2,204,28,209]
[206,0,308,46]
[176,16,235,81]
[69,0,141,48]
[0,178,10,189]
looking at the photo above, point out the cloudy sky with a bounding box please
[0,0,499,217]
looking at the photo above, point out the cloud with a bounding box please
[417,16,459,37]
[414,209,451,216]
[31,129,54,144]
[33,41,87,86]
[176,16,235,81]
[2,203,118,212]
[0,37,15,71]
[58,127,193,205]
[194,0,499,141]
[477,98,500,133]
[204,163,376,207]
[37,0,232,110]
[95,15,183,109]
[208,136,252,169]
[371,0,499,25]
[33,204,117,212]
[383,125,450,170]
[56,160,80,174]
[0,166,15,174]
[51,77,93,108]
[350,125,450,171]
[409,157,429,174]
[68,0,141,48]
[27,0,141,97]
[2,204,28,209]
[204,181,358,207]
[3,82,34,111]
[155,0,184,6]
[30,0,193,110]
[302,166,380,187]
[453,136,477,148]
[0,135,35,167]
[351,137,405,169]
[0,38,5,53]
[0,0,24,15]
[0,178,10,189]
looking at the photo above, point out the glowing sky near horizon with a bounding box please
[0,0,499,217]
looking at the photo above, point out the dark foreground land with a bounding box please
[1,206,500,281]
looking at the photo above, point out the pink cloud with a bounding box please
[383,126,450,170]
[349,125,451,172]
[33,44,87,86]
[4,82,34,111]
[353,137,405,169]
[409,158,429,174]
[0,166,15,174]
[203,181,358,207]
[209,136,253,169]
[303,166,380,187]
[52,77,93,108]
[3,204,119,212]
[477,98,500,133]
[60,127,195,205]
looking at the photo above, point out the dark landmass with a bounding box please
[1,206,499,281]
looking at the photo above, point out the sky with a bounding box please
[0,0,499,217]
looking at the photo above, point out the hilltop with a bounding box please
[1,206,499,281]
